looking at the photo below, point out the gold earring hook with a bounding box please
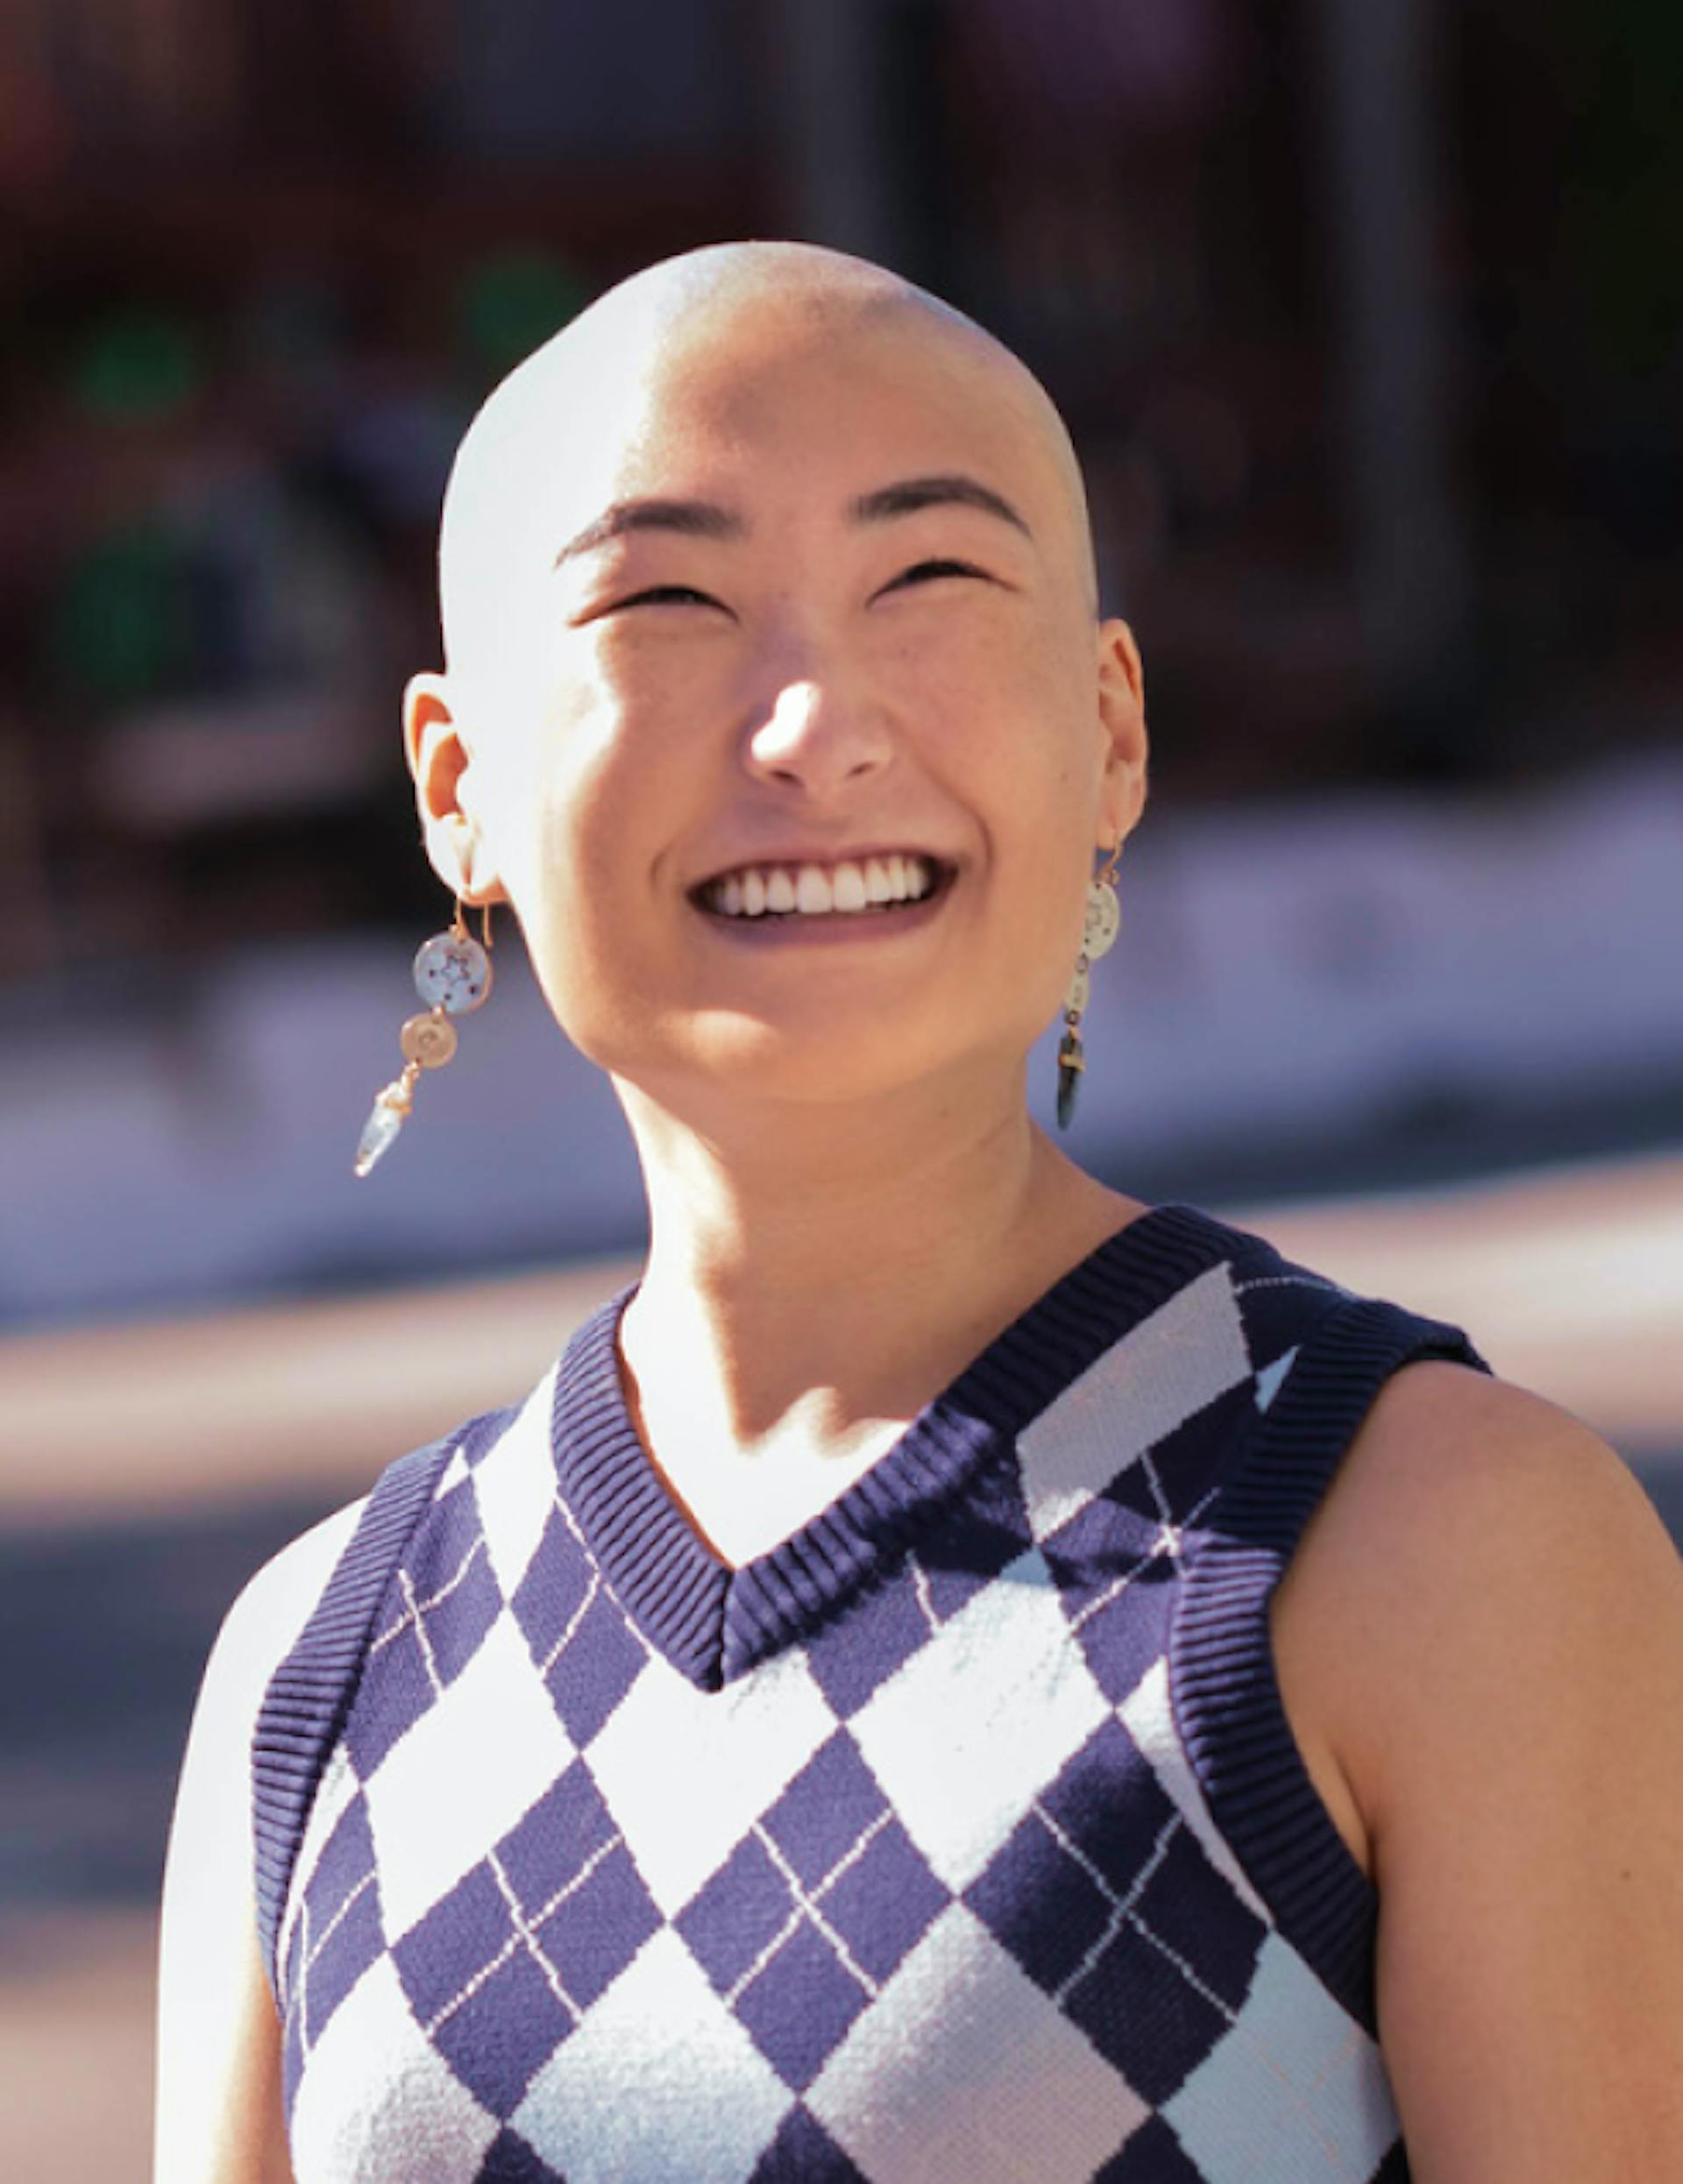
[452,896,495,951]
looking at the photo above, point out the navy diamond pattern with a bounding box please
[269,1218,1417,2183]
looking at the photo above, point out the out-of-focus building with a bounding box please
[1,0,1679,1326]
[2,20,1679,2172]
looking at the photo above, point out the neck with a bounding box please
[614,1065,1144,1489]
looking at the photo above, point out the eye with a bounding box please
[619,584,723,610]
[886,557,990,589]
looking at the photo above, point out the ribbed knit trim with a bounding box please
[552,1202,1236,1690]
[1172,1292,1490,2032]
[251,1408,512,1996]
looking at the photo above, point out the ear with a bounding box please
[402,672,509,908]
[1094,617,1148,852]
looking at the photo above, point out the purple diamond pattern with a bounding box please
[270,1230,1412,2181]
[678,1732,949,2093]
[386,1760,662,2118]
[1095,2114,1209,2181]
[802,1571,934,1720]
[473,2126,565,2181]
[749,2105,870,2181]
[967,1718,1268,2106]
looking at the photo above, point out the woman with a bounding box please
[156,243,1683,2183]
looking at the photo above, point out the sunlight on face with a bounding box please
[420,245,1143,1124]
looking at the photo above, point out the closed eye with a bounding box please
[882,558,994,593]
[618,584,724,610]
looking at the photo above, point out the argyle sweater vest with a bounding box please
[252,1202,1488,2184]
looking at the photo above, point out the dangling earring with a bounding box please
[353,897,494,1177]
[1056,842,1121,1131]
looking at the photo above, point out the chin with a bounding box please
[606,1009,1036,1125]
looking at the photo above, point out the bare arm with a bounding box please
[1275,1363,1683,2180]
[154,1502,362,2184]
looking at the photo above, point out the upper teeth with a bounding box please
[705,854,937,918]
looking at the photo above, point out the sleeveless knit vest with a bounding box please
[252,1202,1488,2183]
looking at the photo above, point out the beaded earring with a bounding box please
[353,897,494,1177]
[1055,842,1122,1131]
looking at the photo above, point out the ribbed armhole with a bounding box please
[1172,1295,1489,2031]
[251,1409,511,1994]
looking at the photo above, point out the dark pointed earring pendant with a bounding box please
[1056,1025,1085,1130]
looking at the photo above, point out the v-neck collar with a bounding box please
[548,1202,1239,1688]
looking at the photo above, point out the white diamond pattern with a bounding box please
[806,1903,1152,2184]
[585,1643,837,1918]
[848,1547,1111,1892]
[364,1611,577,1940]
[1018,1264,1253,1541]
[272,1223,1413,2183]
[512,1929,792,2184]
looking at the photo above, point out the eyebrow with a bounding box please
[553,497,747,566]
[849,473,1033,539]
[552,471,1033,568]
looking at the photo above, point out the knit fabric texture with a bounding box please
[252,1202,1487,2182]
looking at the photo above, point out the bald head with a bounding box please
[437,241,1099,691]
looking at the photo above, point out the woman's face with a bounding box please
[416,296,1146,1124]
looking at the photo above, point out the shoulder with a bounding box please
[167,1497,367,1912]
[1276,1366,1683,2169]
[155,1498,364,2182]
[209,1498,368,1734]
[165,1494,367,1977]
[1279,1360,1683,1822]
[1284,1360,1677,1674]
[1290,1355,1663,1585]
[1276,1345,1679,1878]
[1277,1365,1683,2166]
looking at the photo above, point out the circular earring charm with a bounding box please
[400,1010,459,1068]
[413,925,493,1016]
[1083,876,1120,962]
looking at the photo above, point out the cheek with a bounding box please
[941,631,1105,977]
[486,684,702,1053]
[903,618,1102,847]
[496,655,661,882]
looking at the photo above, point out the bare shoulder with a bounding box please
[1276,1362,1683,2178]
[1303,1356,1667,1560]
[155,1498,364,2184]
[208,1497,367,1716]
[1278,1360,1683,1814]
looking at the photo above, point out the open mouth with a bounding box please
[692,853,950,921]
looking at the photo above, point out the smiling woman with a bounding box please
[411,257,1126,1133]
[155,244,1683,2184]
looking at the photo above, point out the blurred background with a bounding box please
[2,1,1681,2171]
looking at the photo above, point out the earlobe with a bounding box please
[401,672,509,908]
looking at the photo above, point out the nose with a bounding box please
[743,675,893,799]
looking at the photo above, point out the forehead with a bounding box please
[584,302,1062,530]
[439,284,1091,668]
